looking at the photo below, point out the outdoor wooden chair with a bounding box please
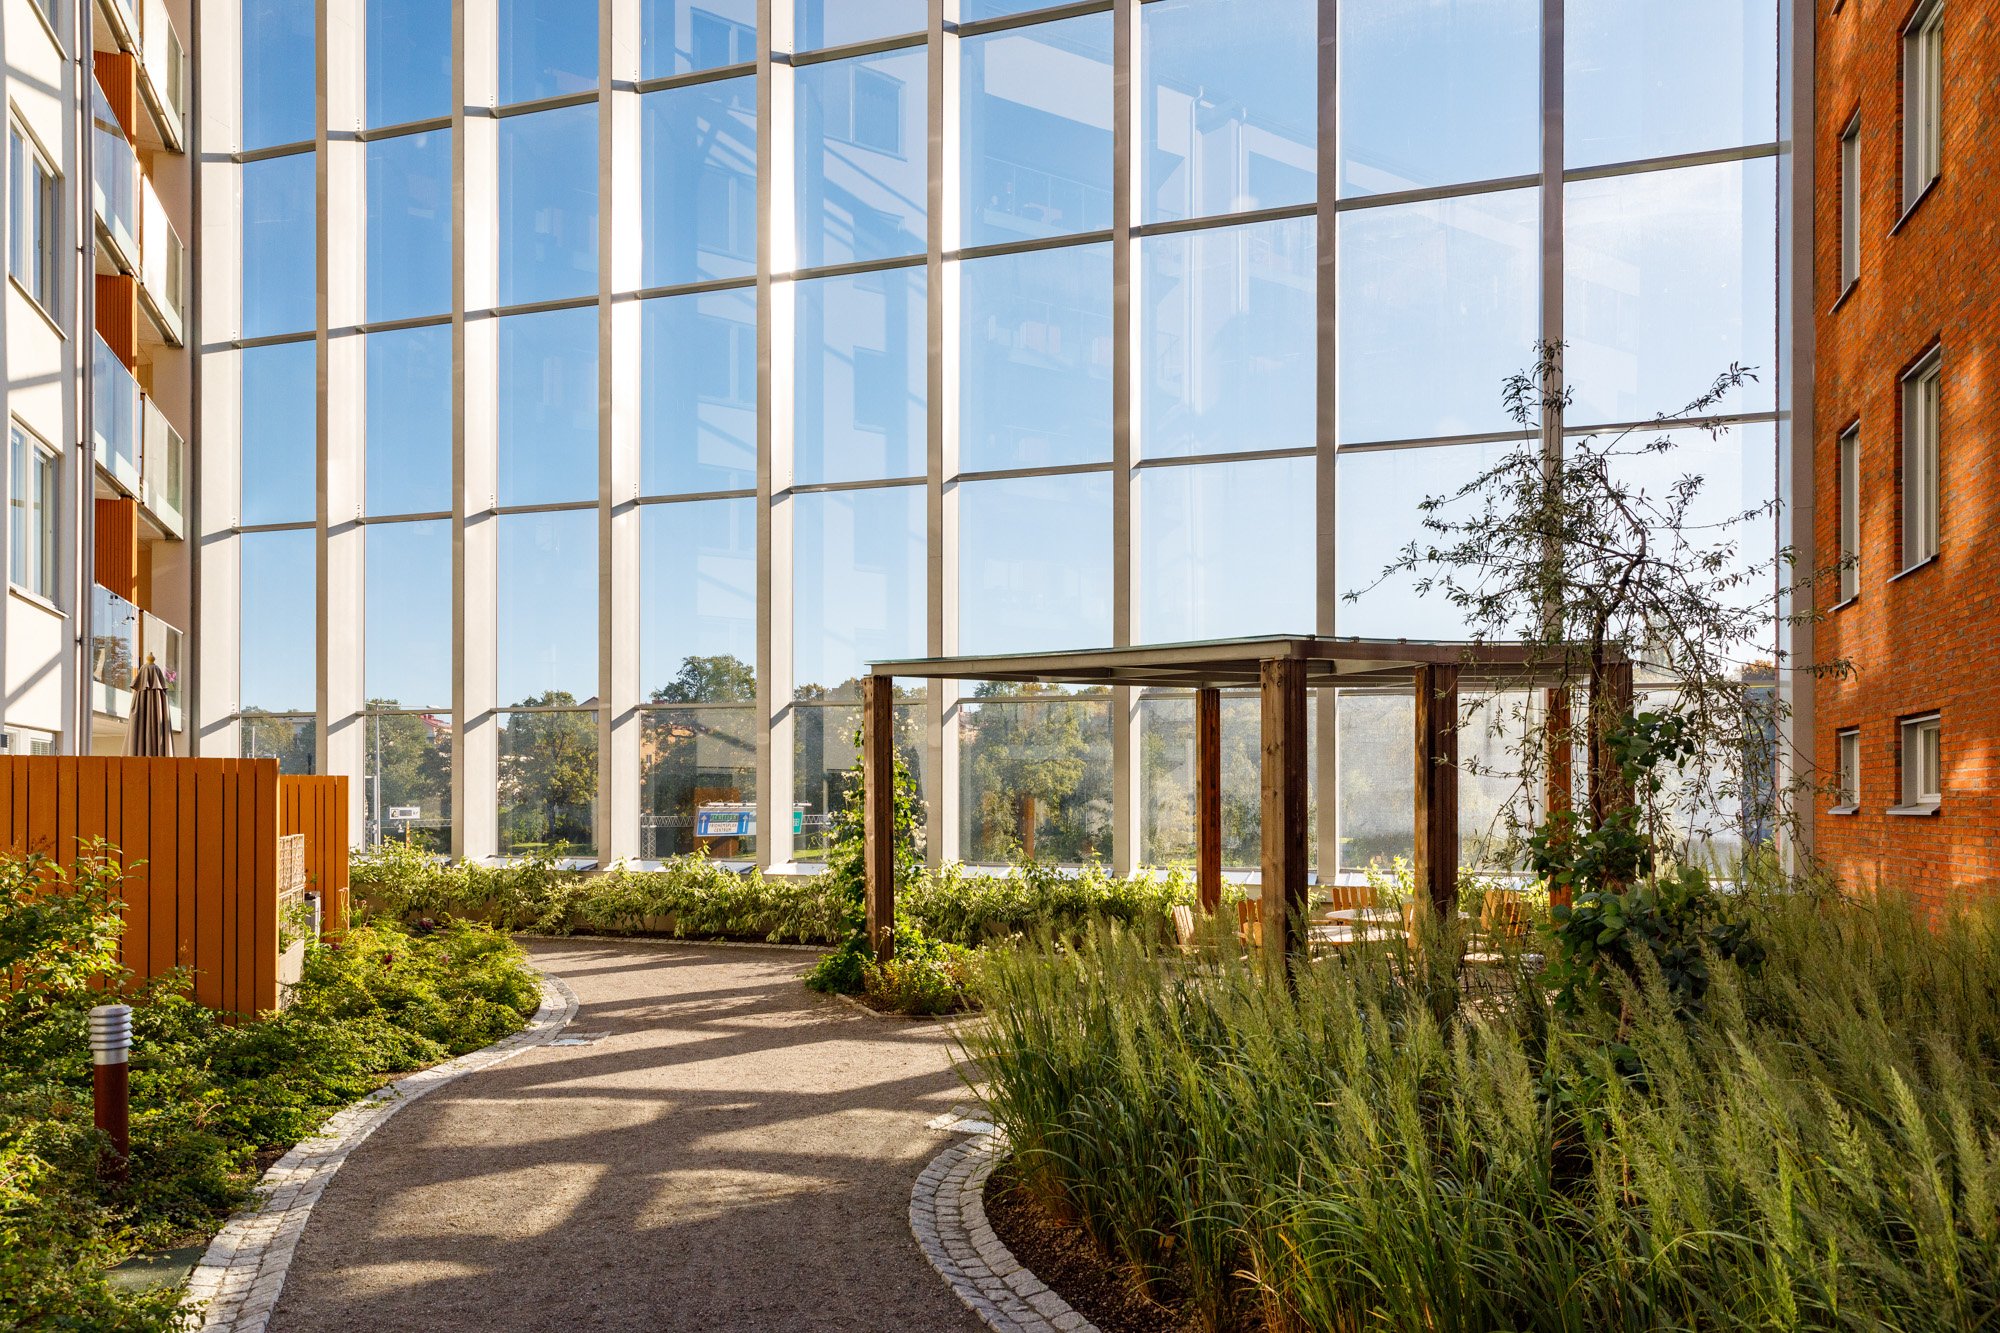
[1237,897,1262,948]
[1171,903,1199,953]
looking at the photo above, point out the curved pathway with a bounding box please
[267,940,986,1332]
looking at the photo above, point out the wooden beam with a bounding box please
[1195,687,1222,914]
[1412,663,1461,919]
[862,675,897,963]
[1259,659,1309,971]
[1588,659,1635,822]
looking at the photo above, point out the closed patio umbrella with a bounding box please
[126,655,173,757]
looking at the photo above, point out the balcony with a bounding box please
[138,177,185,344]
[92,81,138,272]
[135,0,185,151]
[92,335,141,495]
[140,395,185,537]
[141,610,184,730]
[89,586,184,731]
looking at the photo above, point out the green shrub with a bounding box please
[862,927,980,1016]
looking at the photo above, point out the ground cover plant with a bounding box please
[0,847,542,1332]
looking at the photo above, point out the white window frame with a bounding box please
[8,422,59,603]
[1833,727,1860,812]
[1839,114,1861,292]
[1900,351,1941,571]
[7,122,61,317]
[1902,0,1943,210]
[1838,424,1860,602]
[1896,713,1941,811]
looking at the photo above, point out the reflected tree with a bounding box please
[241,710,315,775]
[962,683,1110,865]
[498,692,597,852]
[364,702,452,852]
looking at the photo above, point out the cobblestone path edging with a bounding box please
[912,1118,1100,1333]
[179,974,580,1333]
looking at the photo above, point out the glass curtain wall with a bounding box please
[214,0,1788,873]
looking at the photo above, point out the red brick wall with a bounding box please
[1813,0,2000,905]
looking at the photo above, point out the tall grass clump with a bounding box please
[971,887,2000,1332]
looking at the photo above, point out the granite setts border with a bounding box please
[180,974,580,1333]
[913,1120,1100,1333]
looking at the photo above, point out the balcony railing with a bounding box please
[90,585,140,719]
[141,610,184,730]
[140,396,185,537]
[93,336,141,494]
[136,0,186,149]
[92,82,138,270]
[138,178,185,344]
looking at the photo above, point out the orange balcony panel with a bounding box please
[96,274,139,371]
[93,52,140,143]
[95,497,141,607]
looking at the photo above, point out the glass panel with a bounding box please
[1336,689,1524,875]
[642,288,757,495]
[240,341,316,527]
[964,0,1077,17]
[498,103,599,306]
[241,714,316,774]
[1565,159,1778,426]
[1137,456,1314,642]
[958,242,1113,472]
[1338,0,1539,197]
[1566,0,1778,169]
[242,0,314,150]
[240,528,316,714]
[793,698,927,860]
[366,325,453,516]
[957,473,1112,656]
[498,710,598,856]
[641,708,758,859]
[793,0,924,51]
[1140,0,1315,225]
[641,499,757,702]
[497,0,599,105]
[793,485,924,700]
[498,510,598,707]
[642,75,757,288]
[961,691,1113,865]
[91,585,139,694]
[363,712,453,850]
[960,14,1113,249]
[498,306,598,506]
[1140,216,1315,460]
[1335,441,1509,642]
[643,0,757,79]
[366,0,452,129]
[241,153,316,339]
[795,48,926,266]
[366,130,452,322]
[1140,693,1319,868]
[1337,187,1540,444]
[793,267,925,485]
[366,519,452,710]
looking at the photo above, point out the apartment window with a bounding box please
[1838,425,1860,602]
[1839,115,1860,290]
[1901,352,1941,569]
[9,425,58,602]
[1897,713,1941,810]
[1833,727,1860,811]
[8,124,60,315]
[1903,0,1943,209]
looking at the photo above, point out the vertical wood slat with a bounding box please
[279,775,353,940]
[195,760,225,1010]
[233,761,257,1013]
[1588,659,1635,822]
[177,762,197,969]
[862,675,897,963]
[147,762,176,973]
[1260,658,1309,972]
[118,762,148,977]
[1413,663,1462,921]
[1195,687,1222,915]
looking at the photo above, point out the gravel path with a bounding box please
[266,940,987,1333]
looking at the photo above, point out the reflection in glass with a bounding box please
[367,130,452,322]
[1566,0,1778,169]
[498,306,598,506]
[958,474,1111,656]
[498,710,597,855]
[793,486,923,699]
[240,341,316,527]
[793,268,925,485]
[642,289,756,495]
[795,48,926,266]
[366,0,451,128]
[241,153,315,339]
[959,243,1111,472]
[1565,159,1777,426]
[641,499,757,702]
[1335,442,1507,642]
[499,103,599,306]
[1138,457,1313,642]
[1141,0,1315,224]
[960,15,1113,248]
[364,713,453,851]
[1141,693,1318,868]
[365,519,452,709]
[961,690,1112,865]
[793,698,926,860]
[240,528,316,714]
[242,0,314,150]
[641,709,757,859]
[964,0,1075,17]
[498,510,598,706]
[1336,689,1524,874]
[643,0,757,79]
[794,0,924,51]
[497,0,598,104]
[366,325,453,516]
[1337,188,1539,444]
[242,714,316,774]
[1141,217,1314,460]
[1338,0,1538,197]
[642,76,756,288]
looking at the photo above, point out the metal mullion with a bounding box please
[491,499,601,517]
[926,0,956,865]
[1109,0,1137,875]
[1131,201,1317,240]
[1331,172,1541,214]
[952,460,1114,486]
[954,1,1111,40]
[491,89,601,119]
[784,252,928,284]
[634,488,760,506]
[233,520,318,536]
[470,292,602,321]
[1314,0,1339,878]
[1561,140,1783,185]
[343,312,454,337]
[1132,446,1315,471]
[354,117,453,143]
[622,273,758,303]
[786,475,927,496]
[634,61,759,95]
[947,228,1114,264]
[788,32,927,67]
[229,330,316,351]
[354,510,456,526]
[234,140,315,164]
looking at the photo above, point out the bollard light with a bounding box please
[88,1004,132,1063]
[89,1003,132,1182]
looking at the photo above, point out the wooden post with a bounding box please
[862,674,897,963]
[1259,660,1309,972]
[1412,663,1461,920]
[1543,686,1574,908]
[1588,659,1635,822]
[1195,687,1222,914]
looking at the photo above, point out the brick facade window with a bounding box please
[1902,0,1943,209]
[1839,114,1860,291]
[1833,727,1860,812]
[1900,351,1941,570]
[1896,713,1942,811]
[1838,424,1860,601]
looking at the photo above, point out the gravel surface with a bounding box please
[266,940,987,1333]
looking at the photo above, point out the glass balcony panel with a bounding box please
[140,610,185,729]
[91,585,140,700]
[138,0,188,141]
[92,84,138,268]
[139,179,186,340]
[92,337,141,492]
[140,396,185,534]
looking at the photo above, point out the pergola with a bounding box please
[861,635,1632,968]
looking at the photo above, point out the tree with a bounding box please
[961,683,1109,864]
[498,693,597,852]
[364,703,452,852]
[241,710,315,775]
[650,654,756,705]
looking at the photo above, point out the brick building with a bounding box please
[1813,0,1998,900]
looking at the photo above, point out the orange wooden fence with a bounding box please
[279,775,350,937]
[0,758,352,1016]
